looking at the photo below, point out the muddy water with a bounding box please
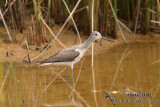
[1,42,160,107]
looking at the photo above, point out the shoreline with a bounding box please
[0,26,160,64]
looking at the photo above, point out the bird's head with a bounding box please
[90,31,114,42]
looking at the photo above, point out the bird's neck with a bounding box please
[82,37,95,49]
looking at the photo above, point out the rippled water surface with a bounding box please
[1,41,160,107]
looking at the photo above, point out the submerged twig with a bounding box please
[152,60,160,64]
[0,65,10,95]
[0,9,12,42]
[63,0,82,43]
[109,0,128,44]
[109,46,131,91]
[54,69,90,107]
[92,67,99,107]
[45,67,90,107]
[41,67,66,95]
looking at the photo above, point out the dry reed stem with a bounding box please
[151,20,160,24]
[117,19,132,33]
[0,9,12,42]
[31,0,81,61]
[54,0,81,43]
[39,16,66,48]
[0,0,16,20]
[75,6,89,14]
[18,0,24,11]
[91,45,94,67]
[157,0,160,11]
[157,0,160,27]
[91,1,98,106]
[25,40,31,63]
[133,0,141,39]
[63,0,82,43]
[91,0,94,67]
[5,0,8,7]
[109,0,128,44]
[144,8,156,14]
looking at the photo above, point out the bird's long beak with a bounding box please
[101,37,114,42]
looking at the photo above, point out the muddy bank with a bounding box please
[0,25,160,64]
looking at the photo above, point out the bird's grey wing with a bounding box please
[40,49,80,64]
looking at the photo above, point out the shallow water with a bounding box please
[1,41,160,107]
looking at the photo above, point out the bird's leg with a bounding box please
[71,65,75,84]
[66,66,69,77]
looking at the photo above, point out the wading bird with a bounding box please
[39,31,114,80]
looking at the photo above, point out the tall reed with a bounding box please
[144,0,151,33]
[1,0,160,44]
[113,0,117,38]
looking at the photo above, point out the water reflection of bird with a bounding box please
[39,31,114,80]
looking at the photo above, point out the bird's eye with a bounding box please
[95,34,97,36]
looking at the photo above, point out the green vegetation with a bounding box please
[0,0,160,44]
